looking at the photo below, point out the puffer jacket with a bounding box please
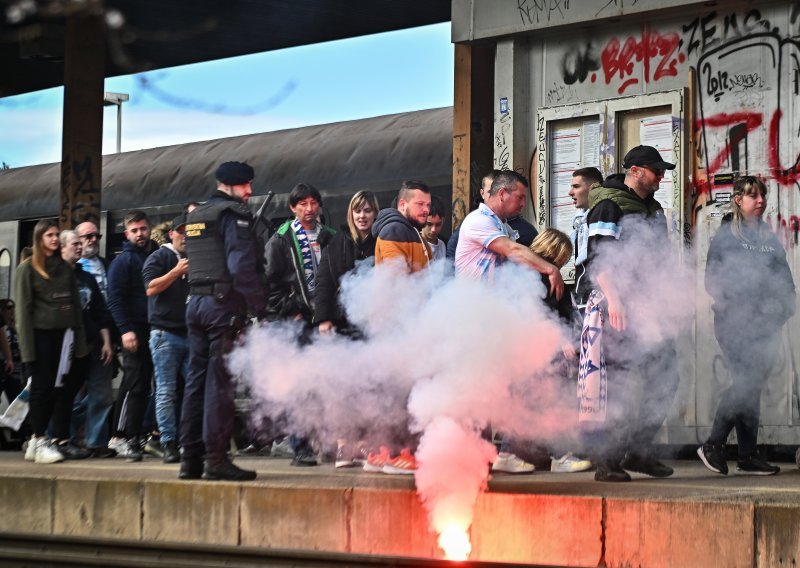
[372,208,430,273]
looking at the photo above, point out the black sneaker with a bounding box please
[697,443,728,475]
[291,449,318,467]
[202,459,257,481]
[621,452,674,478]
[735,456,780,476]
[143,435,164,458]
[594,461,631,482]
[126,438,143,462]
[178,457,204,480]
[57,442,91,460]
[162,441,180,464]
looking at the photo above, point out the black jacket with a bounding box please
[264,220,334,322]
[313,226,376,328]
[74,263,113,347]
[107,239,158,334]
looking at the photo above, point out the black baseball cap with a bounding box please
[170,213,187,231]
[215,161,255,185]
[622,145,675,170]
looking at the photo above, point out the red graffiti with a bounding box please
[768,110,800,186]
[601,27,684,94]
[773,213,800,249]
[694,111,763,177]
[695,109,800,192]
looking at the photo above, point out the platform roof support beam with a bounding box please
[452,42,494,231]
[60,6,104,229]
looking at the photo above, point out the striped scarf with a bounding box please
[291,218,317,294]
[578,290,607,423]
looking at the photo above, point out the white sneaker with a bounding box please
[24,437,38,461]
[550,453,593,473]
[34,440,64,464]
[108,437,128,456]
[492,452,535,474]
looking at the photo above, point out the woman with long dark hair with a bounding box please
[15,219,87,463]
[697,176,796,476]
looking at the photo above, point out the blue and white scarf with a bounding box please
[578,289,607,424]
[291,218,318,294]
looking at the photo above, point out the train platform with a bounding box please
[0,452,799,567]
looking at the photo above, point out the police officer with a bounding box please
[179,161,266,481]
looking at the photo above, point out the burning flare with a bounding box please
[414,417,496,561]
[439,525,472,561]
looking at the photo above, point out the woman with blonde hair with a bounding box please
[698,176,795,476]
[530,228,573,320]
[15,219,87,463]
[314,190,380,336]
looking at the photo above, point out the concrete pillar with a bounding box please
[452,43,493,231]
[494,38,534,220]
[60,7,104,229]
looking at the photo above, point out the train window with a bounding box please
[0,248,10,300]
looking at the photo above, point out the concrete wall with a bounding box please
[459,0,800,444]
[1,475,798,566]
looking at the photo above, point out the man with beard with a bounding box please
[372,180,432,273]
[576,145,678,482]
[142,214,190,464]
[73,220,116,456]
[180,162,267,481]
[107,210,157,462]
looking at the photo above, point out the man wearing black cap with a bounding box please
[142,214,190,464]
[179,161,267,481]
[576,145,679,482]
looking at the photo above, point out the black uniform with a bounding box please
[180,190,266,476]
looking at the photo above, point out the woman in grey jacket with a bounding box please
[697,177,796,476]
[15,219,87,464]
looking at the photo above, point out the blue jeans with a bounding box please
[149,329,189,444]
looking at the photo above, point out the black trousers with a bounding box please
[114,326,153,439]
[28,329,66,436]
[707,322,780,459]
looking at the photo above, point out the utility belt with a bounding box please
[189,282,231,302]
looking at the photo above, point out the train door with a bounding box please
[0,221,20,300]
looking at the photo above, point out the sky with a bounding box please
[0,22,453,169]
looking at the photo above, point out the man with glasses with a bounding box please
[576,145,678,483]
[76,222,110,301]
[73,221,117,457]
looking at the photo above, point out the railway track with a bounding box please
[0,533,570,567]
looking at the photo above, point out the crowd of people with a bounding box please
[0,145,794,483]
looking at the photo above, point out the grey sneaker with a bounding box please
[270,437,295,458]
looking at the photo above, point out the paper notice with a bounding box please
[640,115,675,209]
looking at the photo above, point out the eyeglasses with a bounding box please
[79,232,102,241]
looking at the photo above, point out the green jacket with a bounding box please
[15,256,88,363]
[588,174,663,217]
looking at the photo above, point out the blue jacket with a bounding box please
[107,239,157,334]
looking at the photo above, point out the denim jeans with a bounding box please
[149,329,189,444]
[71,343,115,448]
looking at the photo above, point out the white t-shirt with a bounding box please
[454,203,518,281]
[427,239,446,262]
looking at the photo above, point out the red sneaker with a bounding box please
[382,448,417,475]
[363,446,391,473]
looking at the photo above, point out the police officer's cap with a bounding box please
[215,161,255,186]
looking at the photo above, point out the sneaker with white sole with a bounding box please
[492,452,535,474]
[550,453,593,473]
[270,437,295,458]
[34,440,64,464]
[108,437,128,455]
[24,438,38,461]
[383,448,417,475]
[363,446,391,473]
